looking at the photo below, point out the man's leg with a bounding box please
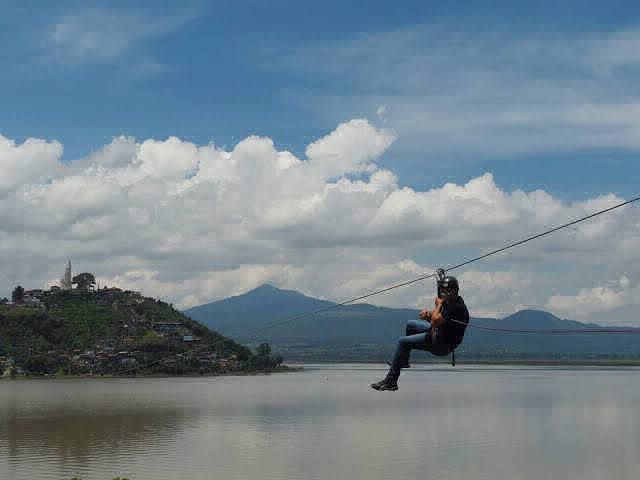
[372,331,432,391]
[406,319,430,336]
[387,332,430,382]
[391,320,430,367]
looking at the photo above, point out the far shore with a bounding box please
[5,359,640,380]
[285,359,640,367]
[0,365,304,380]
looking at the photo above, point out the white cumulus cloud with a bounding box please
[548,276,640,320]
[0,134,62,195]
[1,118,639,325]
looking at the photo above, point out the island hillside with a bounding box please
[0,285,282,377]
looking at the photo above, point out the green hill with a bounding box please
[0,289,280,376]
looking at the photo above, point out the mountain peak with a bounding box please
[501,309,575,329]
[505,309,561,321]
[184,283,337,323]
[248,283,280,293]
[244,283,306,299]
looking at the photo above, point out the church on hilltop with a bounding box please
[14,260,141,306]
[56,260,96,293]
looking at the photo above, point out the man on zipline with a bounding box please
[371,274,469,391]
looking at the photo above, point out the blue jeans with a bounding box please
[387,320,450,382]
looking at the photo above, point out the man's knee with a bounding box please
[405,321,412,335]
[405,320,420,335]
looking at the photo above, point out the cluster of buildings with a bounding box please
[0,347,239,376]
[0,357,22,377]
[152,322,200,343]
[7,285,144,308]
[6,261,143,308]
[0,316,240,376]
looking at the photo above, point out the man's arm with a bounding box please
[430,297,445,327]
[419,308,431,320]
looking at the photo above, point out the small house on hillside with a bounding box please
[101,287,123,295]
[153,322,183,333]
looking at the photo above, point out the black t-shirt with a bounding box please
[439,296,470,348]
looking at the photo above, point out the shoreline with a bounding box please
[1,365,304,380]
[286,359,640,367]
[5,359,640,380]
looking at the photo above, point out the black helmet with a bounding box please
[438,275,459,291]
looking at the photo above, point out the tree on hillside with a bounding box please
[72,273,96,292]
[0,297,8,304]
[257,343,271,357]
[12,285,24,303]
[248,343,278,370]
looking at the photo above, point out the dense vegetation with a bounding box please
[0,291,283,376]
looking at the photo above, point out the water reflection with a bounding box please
[0,368,638,480]
[2,407,184,478]
[0,379,200,480]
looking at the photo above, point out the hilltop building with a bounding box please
[10,260,144,306]
[60,261,72,290]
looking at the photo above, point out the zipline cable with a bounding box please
[448,317,640,334]
[443,195,640,275]
[115,195,640,375]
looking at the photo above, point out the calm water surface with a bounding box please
[1,364,639,480]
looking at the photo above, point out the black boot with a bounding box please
[371,378,398,391]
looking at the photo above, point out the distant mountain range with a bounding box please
[184,284,640,361]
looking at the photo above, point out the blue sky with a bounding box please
[2,1,640,321]
[3,0,640,198]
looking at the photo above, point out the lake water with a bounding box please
[1,364,639,480]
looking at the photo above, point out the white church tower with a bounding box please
[60,260,72,290]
